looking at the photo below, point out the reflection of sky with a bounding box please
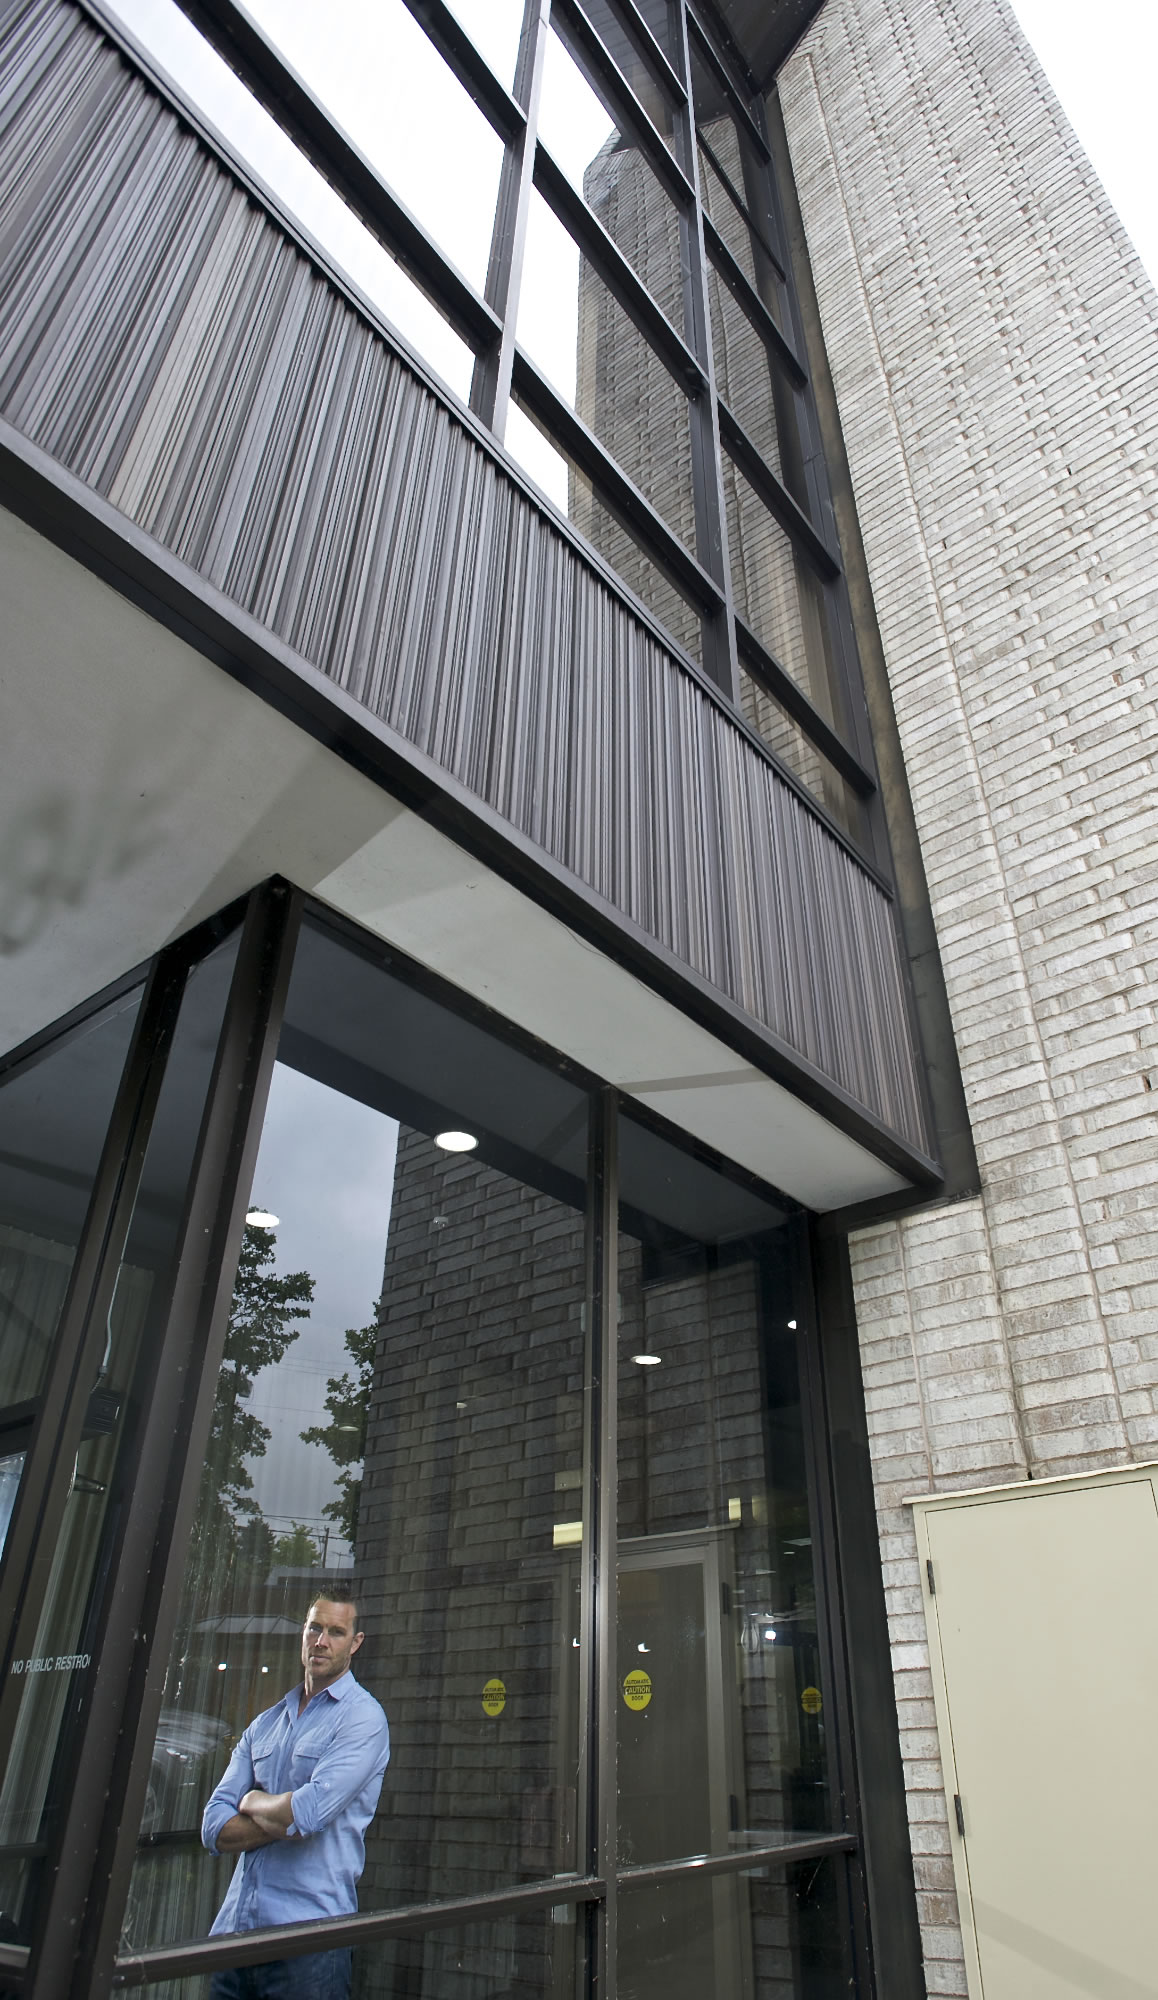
[103,0,604,510]
[242,1063,398,1557]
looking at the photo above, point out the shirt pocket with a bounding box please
[288,1744,320,1789]
[252,1746,279,1792]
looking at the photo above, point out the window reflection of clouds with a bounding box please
[241,1063,398,1554]
[247,0,504,295]
[105,0,474,397]
[516,192,583,408]
[442,0,525,92]
[537,31,616,197]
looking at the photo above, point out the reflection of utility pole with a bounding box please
[321,1527,330,1569]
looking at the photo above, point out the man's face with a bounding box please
[301,1599,363,1687]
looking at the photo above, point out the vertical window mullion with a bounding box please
[28,882,303,2000]
[471,0,552,434]
[581,1086,619,1998]
[674,2,740,701]
[0,956,184,1772]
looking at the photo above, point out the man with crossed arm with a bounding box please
[201,1589,390,2000]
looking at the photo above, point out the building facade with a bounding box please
[0,0,1155,1996]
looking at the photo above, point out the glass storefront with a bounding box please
[0,889,862,1997]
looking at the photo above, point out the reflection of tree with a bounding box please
[181,1222,314,1625]
[300,1306,377,1550]
[270,1522,323,1567]
[210,1222,314,1524]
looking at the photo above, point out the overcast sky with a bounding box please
[1009,0,1158,286]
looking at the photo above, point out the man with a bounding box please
[201,1590,390,2000]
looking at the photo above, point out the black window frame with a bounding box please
[79,0,888,866]
[0,881,871,1995]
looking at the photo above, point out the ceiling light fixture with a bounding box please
[435,1130,478,1152]
[246,1208,279,1229]
[631,1353,662,1367]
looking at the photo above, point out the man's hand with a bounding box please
[240,1787,296,1839]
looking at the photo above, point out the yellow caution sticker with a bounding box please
[481,1678,506,1717]
[622,1669,652,1711]
[800,1685,823,1716]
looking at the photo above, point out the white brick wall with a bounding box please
[780,1,1158,1990]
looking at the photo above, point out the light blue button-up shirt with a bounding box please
[201,1671,390,1934]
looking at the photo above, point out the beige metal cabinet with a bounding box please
[911,1464,1158,1999]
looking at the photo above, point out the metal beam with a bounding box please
[158,0,501,353]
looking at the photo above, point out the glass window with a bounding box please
[505,399,704,666]
[246,0,505,297]
[127,919,591,1950]
[737,666,868,847]
[697,141,789,336]
[104,0,476,399]
[0,989,142,1413]
[443,0,525,95]
[0,934,241,1945]
[708,267,810,516]
[135,1903,578,2000]
[617,1854,852,2000]
[517,193,697,555]
[616,1113,835,1873]
[538,29,685,331]
[724,458,843,729]
[579,1,679,140]
[689,43,770,246]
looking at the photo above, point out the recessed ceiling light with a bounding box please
[435,1130,478,1152]
[787,1319,797,1329]
[246,1208,279,1229]
[631,1353,662,1367]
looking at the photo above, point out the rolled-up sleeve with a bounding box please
[201,1733,256,1855]
[289,1705,390,1839]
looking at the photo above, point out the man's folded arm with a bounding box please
[202,1735,261,1855]
[287,1707,391,1839]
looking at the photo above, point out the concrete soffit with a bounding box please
[0,473,923,1214]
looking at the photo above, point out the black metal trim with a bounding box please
[686,7,768,160]
[470,0,549,430]
[698,129,787,285]
[594,0,687,107]
[0,421,940,1189]
[672,0,741,698]
[792,1228,875,1989]
[615,1832,856,1887]
[703,217,803,383]
[550,0,695,213]
[719,401,841,579]
[0,952,188,1738]
[46,884,303,1999]
[808,1229,927,1998]
[735,620,876,800]
[401,0,526,141]
[533,143,707,394]
[587,1089,618,1997]
[510,351,722,613]
[111,1876,605,1984]
[150,0,501,353]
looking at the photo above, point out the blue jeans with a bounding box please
[208,1948,352,1999]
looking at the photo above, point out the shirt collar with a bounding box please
[283,1668,358,1713]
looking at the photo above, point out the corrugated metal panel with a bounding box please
[0,0,930,1154]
